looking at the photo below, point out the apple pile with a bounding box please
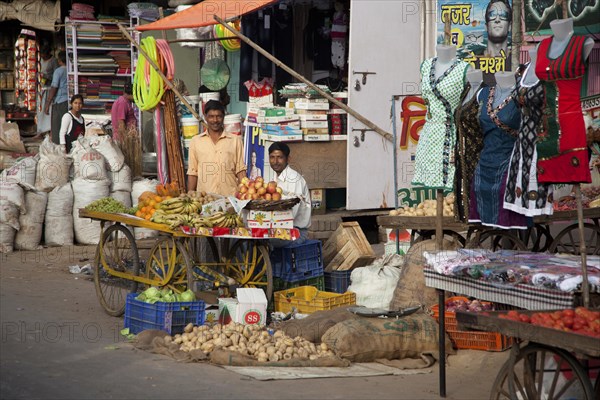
[235,176,283,201]
[498,308,600,338]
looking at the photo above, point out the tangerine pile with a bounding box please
[134,183,180,220]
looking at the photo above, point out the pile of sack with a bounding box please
[0,135,156,253]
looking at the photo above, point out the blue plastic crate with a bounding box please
[271,240,324,282]
[124,293,205,335]
[324,270,352,293]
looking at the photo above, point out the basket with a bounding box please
[271,239,324,282]
[244,197,300,211]
[124,293,205,335]
[324,270,352,293]
[431,296,514,351]
[274,286,356,314]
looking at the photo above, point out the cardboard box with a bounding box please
[302,128,329,135]
[294,102,330,110]
[330,135,348,141]
[202,197,227,216]
[304,134,331,142]
[297,114,328,121]
[247,210,273,228]
[271,210,294,229]
[217,289,268,326]
[259,133,303,142]
[300,120,329,129]
[310,189,326,214]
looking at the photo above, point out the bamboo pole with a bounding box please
[116,23,203,123]
[213,15,394,143]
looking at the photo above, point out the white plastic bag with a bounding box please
[0,156,37,186]
[35,136,72,192]
[72,178,110,244]
[108,164,132,192]
[15,189,48,250]
[131,178,159,206]
[88,135,124,172]
[347,255,403,311]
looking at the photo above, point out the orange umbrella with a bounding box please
[136,0,277,31]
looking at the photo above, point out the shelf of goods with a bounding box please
[65,18,138,122]
[0,42,16,107]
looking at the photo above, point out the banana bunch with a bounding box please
[157,195,204,215]
[151,211,215,230]
[208,211,244,228]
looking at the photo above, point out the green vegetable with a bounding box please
[135,287,195,304]
[85,197,130,214]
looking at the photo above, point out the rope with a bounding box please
[133,37,176,111]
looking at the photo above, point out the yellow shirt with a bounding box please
[186,131,247,196]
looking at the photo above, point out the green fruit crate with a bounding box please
[274,286,355,314]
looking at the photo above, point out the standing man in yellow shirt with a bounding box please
[187,100,247,195]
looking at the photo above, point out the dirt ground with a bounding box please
[0,244,508,400]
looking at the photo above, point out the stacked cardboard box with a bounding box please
[246,106,302,142]
[287,98,330,141]
[329,92,348,140]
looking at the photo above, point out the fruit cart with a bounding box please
[377,207,600,253]
[456,309,600,399]
[79,208,299,317]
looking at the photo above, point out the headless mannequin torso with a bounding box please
[491,71,515,107]
[464,69,483,104]
[547,18,593,61]
[433,45,457,79]
[522,48,539,87]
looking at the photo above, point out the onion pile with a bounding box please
[446,298,495,313]
[167,323,335,362]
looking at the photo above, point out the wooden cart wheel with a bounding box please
[225,241,273,300]
[145,236,192,293]
[94,224,140,317]
[490,343,595,400]
[523,224,553,253]
[548,223,600,255]
[411,229,466,247]
[467,229,527,251]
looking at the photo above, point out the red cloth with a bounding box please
[535,36,590,184]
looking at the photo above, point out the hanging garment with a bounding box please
[412,57,469,189]
[454,83,484,222]
[535,35,591,184]
[469,86,528,229]
[504,64,554,216]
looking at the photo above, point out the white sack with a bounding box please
[108,164,132,192]
[44,215,74,246]
[111,190,132,208]
[0,156,37,186]
[35,136,72,192]
[15,190,48,250]
[0,122,26,152]
[134,227,158,240]
[88,135,124,172]
[0,200,20,230]
[0,181,25,212]
[72,178,110,244]
[71,139,107,181]
[131,178,159,206]
[0,223,16,253]
[46,183,74,217]
[347,255,403,311]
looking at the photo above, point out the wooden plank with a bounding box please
[322,226,350,264]
[350,224,374,255]
[287,141,347,189]
[377,215,468,230]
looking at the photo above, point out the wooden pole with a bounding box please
[436,189,444,249]
[574,184,589,307]
[213,15,394,143]
[511,0,521,72]
[116,23,203,123]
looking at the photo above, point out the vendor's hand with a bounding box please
[44,106,50,115]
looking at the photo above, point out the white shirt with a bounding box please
[59,112,84,145]
[276,165,311,229]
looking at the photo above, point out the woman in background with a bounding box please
[59,94,85,153]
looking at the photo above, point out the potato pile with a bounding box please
[166,322,335,362]
[389,193,455,217]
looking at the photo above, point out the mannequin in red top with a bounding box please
[534,18,594,184]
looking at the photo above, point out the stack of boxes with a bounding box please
[291,98,330,141]
[329,92,348,140]
[246,106,302,142]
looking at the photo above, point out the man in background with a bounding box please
[43,51,68,145]
[111,82,137,142]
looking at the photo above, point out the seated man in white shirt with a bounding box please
[268,142,311,246]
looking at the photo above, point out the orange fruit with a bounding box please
[144,214,151,220]
[150,208,156,215]
[135,210,143,218]
[154,195,162,203]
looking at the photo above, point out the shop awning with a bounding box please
[136,0,277,31]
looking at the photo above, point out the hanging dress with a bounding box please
[504,63,554,216]
[535,35,591,183]
[469,86,528,229]
[412,57,469,190]
[454,83,484,222]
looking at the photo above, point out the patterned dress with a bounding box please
[504,63,554,216]
[535,35,591,183]
[469,86,529,229]
[412,57,469,190]
[454,83,484,222]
